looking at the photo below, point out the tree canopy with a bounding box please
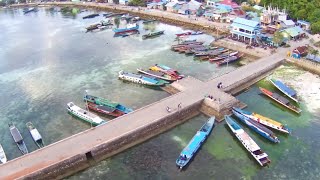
[260,0,320,33]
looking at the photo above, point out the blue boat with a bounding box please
[113,23,139,33]
[269,78,298,103]
[176,117,215,169]
[118,71,169,86]
[232,107,280,143]
[23,8,37,14]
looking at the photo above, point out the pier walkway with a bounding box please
[0,46,286,179]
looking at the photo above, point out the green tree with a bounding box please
[311,21,320,34]
[273,31,284,46]
[128,0,145,7]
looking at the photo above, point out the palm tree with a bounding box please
[311,49,319,60]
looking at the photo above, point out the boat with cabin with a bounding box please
[259,87,301,114]
[118,71,169,86]
[26,122,44,148]
[9,123,28,155]
[137,68,177,81]
[113,23,139,33]
[232,107,280,143]
[176,117,215,169]
[269,78,298,103]
[225,116,271,167]
[0,144,7,164]
[84,94,132,115]
[142,30,165,39]
[67,102,106,126]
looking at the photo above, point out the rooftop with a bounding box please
[233,17,260,28]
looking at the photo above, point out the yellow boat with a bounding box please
[251,113,290,134]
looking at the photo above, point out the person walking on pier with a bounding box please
[166,106,171,113]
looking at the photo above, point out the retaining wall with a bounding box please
[286,58,320,75]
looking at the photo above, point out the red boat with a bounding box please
[87,102,124,117]
[209,56,225,62]
[259,87,301,114]
[176,32,192,37]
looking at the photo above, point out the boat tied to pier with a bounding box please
[176,117,215,169]
[9,123,28,155]
[0,144,7,164]
[149,64,184,80]
[216,53,244,66]
[67,102,106,126]
[137,68,177,81]
[225,116,271,167]
[259,87,301,114]
[142,30,165,39]
[269,78,298,103]
[232,107,280,143]
[26,122,45,148]
[118,70,169,86]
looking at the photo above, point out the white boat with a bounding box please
[26,122,45,148]
[0,144,7,164]
[67,102,106,126]
[118,70,168,86]
[225,116,271,166]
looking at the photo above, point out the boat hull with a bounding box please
[269,79,298,103]
[113,25,139,33]
[87,102,124,117]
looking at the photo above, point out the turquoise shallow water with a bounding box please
[0,7,320,180]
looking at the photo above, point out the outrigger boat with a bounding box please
[269,78,298,103]
[0,144,7,164]
[232,107,280,143]
[26,122,44,148]
[232,107,290,134]
[176,117,215,169]
[118,70,169,86]
[259,87,302,114]
[67,102,106,126]
[149,64,184,79]
[225,116,271,167]
[9,123,28,155]
[137,68,177,81]
[142,30,164,39]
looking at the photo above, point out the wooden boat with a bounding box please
[232,107,280,143]
[86,24,100,31]
[67,102,106,126]
[142,30,164,39]
[113,23,139,33]
[209,56,225,62]
[149,64,184,79]
[191,31,203,35]
[137,68,177,81]
[9,123,28,155]
[118,70,169,86]
[83,13,99,19]
[249,112,290,134]
[87,102,124,117]
[142,19,157,24]
[216,53,243,66]
[259,87,302,114]
[0,144,7,164]
[194,48,227,57]
[225,116,271,167]
[269,78,298,103]
[23,7,37,14]
[176,32,192,37]
[176,117,215,169]
[84,95,133,114]
[26,122,44,148]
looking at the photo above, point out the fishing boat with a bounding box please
[26,122,44,148]
[176,32,192,37]
[142,30,165,39]
[83,13,99,19]
[232,107,280,143]
[100,20,113,26]
[113,23,139,33]
[191,31,203,35]
[176,117,215,169]
[149,64,184,79]
[87,102,124,117]
[142,19,157,24]
[86,24,100,31]
[84,95,133,114]
[225,116,271,167]
[8,123,28,155]
[118,71,169,86]
[67,102,106,126]
[137,68,177,81]
[269,78,298,103]
[0,144,7,164]
[216,53,243,66]
[209,56,225,62]
[23,7,37,14]
[259,87,302,114]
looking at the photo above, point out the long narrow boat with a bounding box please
[176,32,192,37]
[82,13,99,19]
[84,95,133,114]
[67,102,106,126]
[259,87,302,114]
[216,53,243,66]
[269,78,298,103]
[232,107,290,134]
[118,70,169,86]
[0,144,7,164]
[176,117,215,169]
[87,102,124,117]
[26,122,44,148]
[149,64,184,80]
[9,123,28,155]
[137,68,177,81]
[232,107,280,143]
[142,19,157,24]
[113,23,139,33]
[225,116,271,167]
[142,30,165,39]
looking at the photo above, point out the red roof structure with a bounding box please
[293,46,308,56]
[219,0,239,8]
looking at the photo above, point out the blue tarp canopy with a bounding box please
[273,79,296,97]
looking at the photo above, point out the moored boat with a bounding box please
[176,32,192,37]
[209,56,225,62]
[137,68,177,81]
[9,123,28,155]
[142,30,164,39]
[67,102,106,126]
[0,144,7,164]
[87,102,124,117]
[149,64,184,79]
[176,117,215,169]
[113,23,139,33]
[118,70,169,86]
[26,122,44,148]
[83,13,99,19]
[191,31,203,35]
[232,107,280,143]
[142,19,157,24]
[84,95,133,114]
[225,116,271,167]
[216,53,243,66]
[23,7,37,14]
[269,78,298,103]
[259,87,301,114]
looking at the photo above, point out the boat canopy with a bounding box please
[11,128,23,143]
[273,80,296,97]
[30,129,42,141]
[272,93,290,105]
[181,131,206,158]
